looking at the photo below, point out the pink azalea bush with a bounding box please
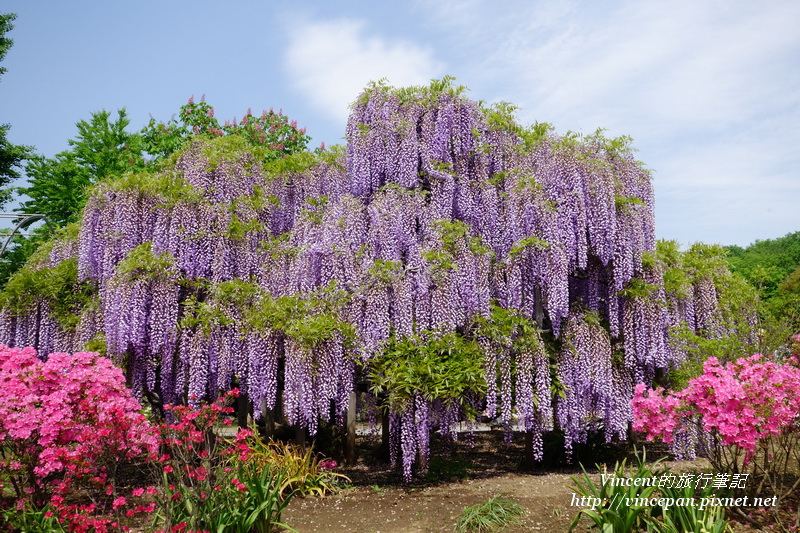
[0,345,158,529]
[0,345,324,531]
[633,349,800,456]
[632,335,800,522]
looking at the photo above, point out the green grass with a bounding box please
[454,495,524,533]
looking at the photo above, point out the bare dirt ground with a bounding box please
[282,471,577,533]
[279,429,797,532]
[280,430,652,533]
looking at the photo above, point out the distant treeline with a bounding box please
[726,231,800,333]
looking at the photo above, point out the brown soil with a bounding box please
[280,430,640,533]
[282,471,577,532]
[279,430,796,532]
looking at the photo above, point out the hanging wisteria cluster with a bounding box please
[556,309,632,456]
[0,79,756,480]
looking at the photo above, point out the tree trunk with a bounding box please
[522,430,537,470]
[345,391,358,465]
[380,407,390,461]
[237,390,250,429]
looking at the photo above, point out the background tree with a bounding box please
[0,110,144,284]
[19,109,144,227]
[725,231,800,346]
[0,13,33,207]
[726,231,800,300]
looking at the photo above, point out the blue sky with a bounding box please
[1,0,798,247]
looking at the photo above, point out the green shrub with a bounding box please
[646,481,732,533]
[568,450,666,532]
[454,495,524,533]
[236,430,350,497]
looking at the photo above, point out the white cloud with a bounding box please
[276,1,798,245]
[284,18,444,122]
[419,0,799,130]
[417,0,800,245]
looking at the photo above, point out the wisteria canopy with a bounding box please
[0,79,757,480]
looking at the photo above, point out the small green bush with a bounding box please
[235,430,350,497]
[568,450,665,532]
[454,495,524,533]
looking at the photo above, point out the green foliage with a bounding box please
[568,451,667,532]
[249,285,352,348]
[473,304,544,355]
[232,464,297,533]
[3,97,311,285]
[82,332,107,356]
[104,166,202,207]
[236,432,350,497]
[260,231,296,261]
[114,241,176,282]
[359,76,469,108]
[725,231,800,340]
[69,109,145,180]
[366,258,404,285]
[20,154,93,224]
[682,242,729,277]
[6,109,143,280]
[641,240,766,386]
[432,219,472,253]
[179,279,250,333]
[779,264,800,293]
[140,97,220,160]
[0,257,96,331]
[482,100,553,151]
[0,13,16,78]
[141,96,310,166]
[197,133,264,172]
[552,129,640,176]
[424,219,491,276]
[569,451,733,533]
[225,108,311,160]
[1,500,66,533]
[473,304,560,403]
[584,128,636,159]
[227,213,267,241]
[0,224,51,285]
[619,277,659,299]
[726,231,800,299]
[180,279,353,348]
[614,194,646,212]
[655,241,692,300]
[19,109,145,227]
[666,325,750,390]
[0,125,31,206]
[368,331,486,414]
[422,248,457,274]
[157,447,295,533]
[454,495,524,533]
[645,482,732,533]
[261,149,320,179]
[507,235,550,259]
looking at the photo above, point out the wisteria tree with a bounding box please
[0,78,759,480]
